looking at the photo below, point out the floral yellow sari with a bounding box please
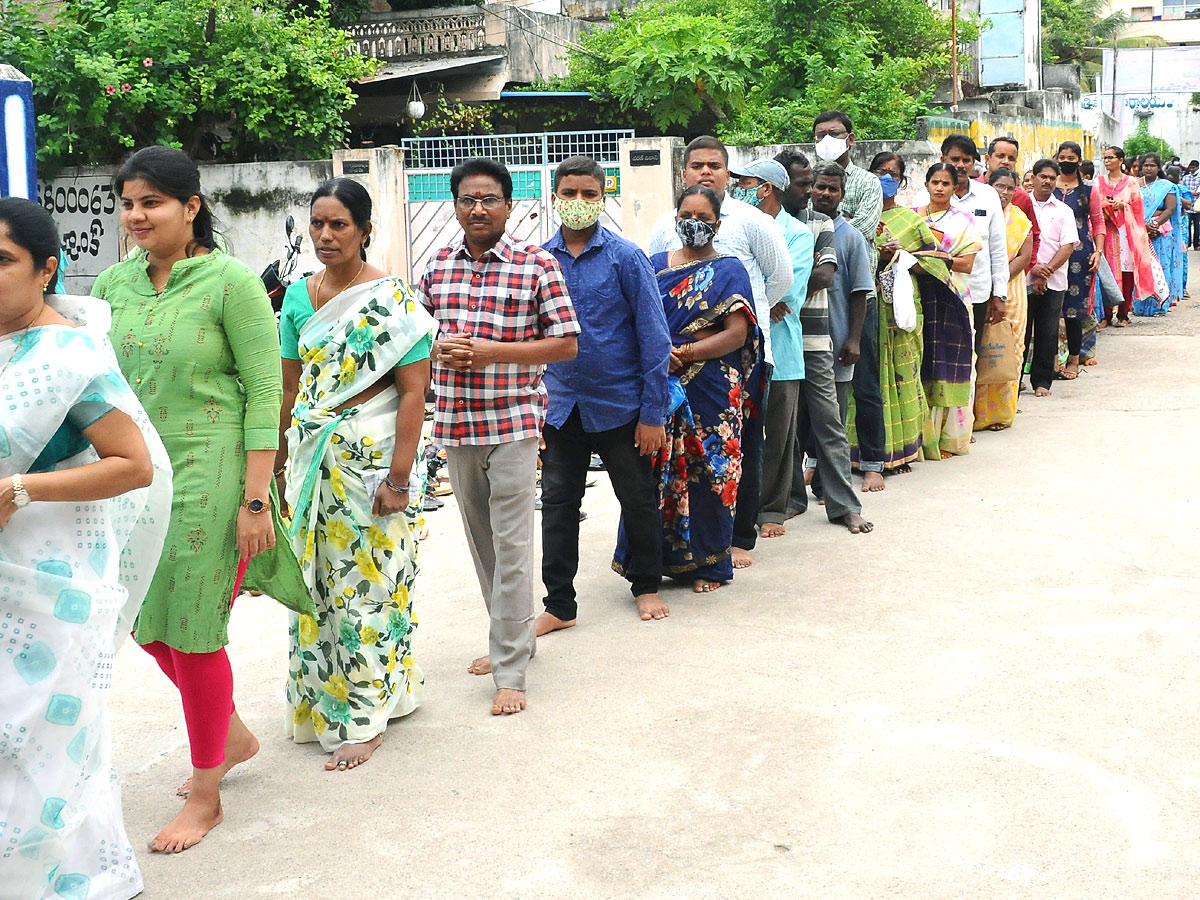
[974,205,1032,429]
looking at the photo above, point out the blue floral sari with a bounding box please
[613,253,760,585]
[1139,178,1183,315]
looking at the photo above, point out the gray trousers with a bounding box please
[758,379,801,526]
[444,438,538,691]
[789,347,861,520]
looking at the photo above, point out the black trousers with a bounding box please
[1189,212,1200,250]
[732,364,772,551]
[850,298,885,470]
[541,408,661,620]
[1064,317,1082,356]
[1025,289,1065,390]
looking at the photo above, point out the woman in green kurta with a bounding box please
[94,146,308,855]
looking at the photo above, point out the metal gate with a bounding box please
[400,130,632,280]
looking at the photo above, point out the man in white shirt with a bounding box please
[648,135,794,568]
[913,134,1008,356]
[1026,158,1079,398]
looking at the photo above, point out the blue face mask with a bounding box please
[879,173,900,199]
[729,184,765,208]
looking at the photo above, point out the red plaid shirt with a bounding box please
[417,233,579,446]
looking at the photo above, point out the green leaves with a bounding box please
[0,0,377,171]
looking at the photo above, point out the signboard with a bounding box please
[36,176,121,285]
[629,149,660,167]
[342,159,370,175]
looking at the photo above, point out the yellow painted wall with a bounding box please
[924,116,1095,170]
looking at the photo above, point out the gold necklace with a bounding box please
[314,259,365,310]
[0,309,42,383]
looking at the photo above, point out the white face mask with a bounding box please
[814,135,848,163]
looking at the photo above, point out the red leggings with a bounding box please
[139,558,247,769]
[1115,272,1135,320]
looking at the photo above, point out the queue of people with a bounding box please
[2,119,1191,897]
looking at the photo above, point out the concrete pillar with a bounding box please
[619,136,684,252]
[333,145,413,281]
[1,65,36,199]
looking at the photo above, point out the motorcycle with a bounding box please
[261,214,305,314]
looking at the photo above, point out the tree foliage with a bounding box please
[557,0,977,142]
[1124,118,1175,160]
[1041,0,1126,66]
[0,0,376,172]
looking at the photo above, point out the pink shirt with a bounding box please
[1030,195,1080,292]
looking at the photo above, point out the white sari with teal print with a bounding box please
[1,296,172,900]
[283,277,436,750]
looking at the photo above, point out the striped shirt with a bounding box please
[791,207,837,352]
[416,232,580,446]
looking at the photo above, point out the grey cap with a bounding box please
[729,159,790,193]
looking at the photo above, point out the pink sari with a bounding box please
[1097,174,1156,302]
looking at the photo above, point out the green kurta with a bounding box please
[95,249,297,652]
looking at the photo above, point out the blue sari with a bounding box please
[1138,178,1183,315]
[613,253,760,585]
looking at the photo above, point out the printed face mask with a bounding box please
[1058,161,1079,175]
[814,135,848,162]
[729,183,765,207]
[553,195,605,230]
[675,217,718,248]
[879,173,900,199]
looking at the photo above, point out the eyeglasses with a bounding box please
[815,129,848,139]
[455,195,505,211]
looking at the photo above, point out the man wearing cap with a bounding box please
[728,159,815,538]
[648,135,794,569]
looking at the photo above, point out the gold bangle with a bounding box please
[273,467,286,478]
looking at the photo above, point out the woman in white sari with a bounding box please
[0,198,172,899]
[276,179,435,772]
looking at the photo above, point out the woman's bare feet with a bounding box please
[1083,356,1098,366]
[326,735,383,771]
[150,772,223,853]
[731,547,753,568]
[467,655,491,676]
[535,612,576,636]
[987,423,1009,431]
[1034,386,1051,397]
[760,523,786,538]
[861,471,885,492]
[692,579,721,593]
[176,711,259,798]
[634,593,669,620]
[492,689,526,715]
[837,513,874,534]
[939,450,954,460]
[892,464,913,474]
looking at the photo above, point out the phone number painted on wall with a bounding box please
[36,177,120,276]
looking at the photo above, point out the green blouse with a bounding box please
[94,249,308,651]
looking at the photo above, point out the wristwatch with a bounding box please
[11,474,31,508]
[243,497,270,514]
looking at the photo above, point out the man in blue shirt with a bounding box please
[540,156,673,629]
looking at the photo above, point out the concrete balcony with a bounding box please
[345,6,489,60]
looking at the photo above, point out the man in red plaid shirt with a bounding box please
[416,157,579,716]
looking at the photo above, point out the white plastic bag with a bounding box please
[890,250,920,333]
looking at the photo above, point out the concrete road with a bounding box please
[112,288,1200,899]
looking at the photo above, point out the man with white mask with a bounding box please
[812,111,883,266]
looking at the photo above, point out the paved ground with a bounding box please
[113,277,1200,899]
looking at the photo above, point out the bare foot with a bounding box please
[1034,386,1051,397]
[861,471,885,493]
[467,655,491,676]
[491,688,526,715]
[803,467,813,487]
[760,523,786,538]
[987,423,1008,431]
[837,513,874,534]
[892,464,913,474]
[817,498,825,506]
[176,711,259,798]
[1062,357,1080,379]
[692,578,721,593]
[326,734,383,771]
[1083,356,1098,367]
[940,450,954,460]
[149,790,223,853]
[731,547,753,569]
[535,612,576,636]
[635,593,670,620]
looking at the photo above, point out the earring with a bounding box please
[42,280,51,292]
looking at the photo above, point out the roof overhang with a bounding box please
[357,54,506,84]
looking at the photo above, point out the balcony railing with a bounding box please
[345,9,488,60]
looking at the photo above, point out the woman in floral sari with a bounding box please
[1140,153,1183,315]
[975,168,1034,430]
[278,180,436,771]
[1,198,172,899]
[1097,146,1156,324]
[614,185,759,594]
[913,163,982,458]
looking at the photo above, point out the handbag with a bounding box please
[976,318,1022,385]
[1149,251,1170,302]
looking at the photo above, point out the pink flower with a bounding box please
[143,57,153,67]
[105,85,116,95]
[121,83,131,93]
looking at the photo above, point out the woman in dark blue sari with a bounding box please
[613,186,760,593]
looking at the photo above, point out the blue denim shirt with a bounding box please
[543,225,672,431]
